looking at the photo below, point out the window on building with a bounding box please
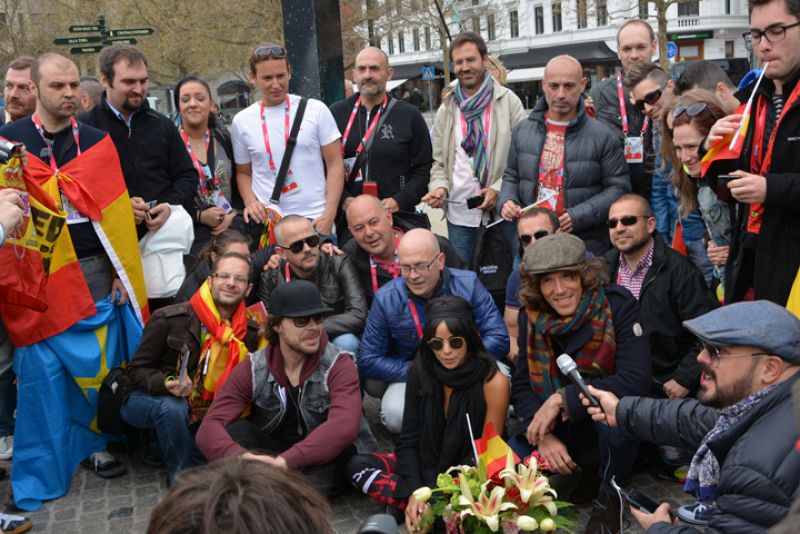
[535,6,545,34]
[424,26,431,49]
[577,0,588,29]
[398,30,405,53]
[725,0,731,14]
[725,40,735,58]
[387,32,394,55]
[678,1,699,16]
[596,0,608,26]
[639,0,649,19]
[413,28,420,51]
[487,14,495,40]
[510,10,519,38]
[472,16,480,33]
[552,2,563,31]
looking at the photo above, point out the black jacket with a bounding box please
[706,68,800,306]
[258,253,368,338]
[618,372,800,534]
[605,233,719,392]
[80,95,196,236]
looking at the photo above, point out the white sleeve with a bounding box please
[311,100,342,147]
[231,114,252,165]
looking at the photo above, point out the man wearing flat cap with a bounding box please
[196,280,377,493]
[585,301,800,533]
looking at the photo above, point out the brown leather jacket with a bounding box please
[121,302,260,399]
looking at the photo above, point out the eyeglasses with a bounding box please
[253,45,287,59]
[520,230,550,247]
[672,102,717,120]
[633,84,666,113]
[605,215,650,229]
[701,342,769,368]
[278,234,320,254]
[743,21,800,45]
[212,273,249,286]
[399,254,440,275]
[427,336,466,351]
[291,314,324,328]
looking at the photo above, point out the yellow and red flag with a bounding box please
[671,220,688,256]
[700,102,748,177]
[474,421,520,479]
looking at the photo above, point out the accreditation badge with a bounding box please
[624,136,644,163]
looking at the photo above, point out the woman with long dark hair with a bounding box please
[345,296,509,533]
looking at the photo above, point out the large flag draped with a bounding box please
[11,299,142,511]
[0,135,148,346]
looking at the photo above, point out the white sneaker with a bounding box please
[0,436,13,461]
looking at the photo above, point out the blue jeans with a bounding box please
[447,219,519,265]
[121,391,205,482]
[0,331,15,437]
[331,333,360,360]
[685,239,714,288]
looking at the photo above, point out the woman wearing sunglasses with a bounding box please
[345,296,509,533]
[661,89,732,286]
[509,233,650,530]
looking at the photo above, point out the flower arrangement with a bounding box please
[412,451,576,533]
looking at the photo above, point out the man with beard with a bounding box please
[120,252,261,484]
[2,56,36,124]
[584,301,800,532]
[330,47,432,239]
[196,280,377,494]
[81,45,195,238]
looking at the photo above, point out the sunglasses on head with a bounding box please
[253,45,287,59]
[672,102,716,119]
[519,230,550,246]
[633,84,666,113]
[427,336,466,351]
[606,215,649,229]
[292,314,324,328]
[279,234,320,254]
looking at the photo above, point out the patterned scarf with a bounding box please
[454,70,493,186]
[527,286,616,397]
[684,383,779,502]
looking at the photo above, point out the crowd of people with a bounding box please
[0,1,798,533]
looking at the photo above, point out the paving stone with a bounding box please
[108,506,133,520]
[53,508,77,521]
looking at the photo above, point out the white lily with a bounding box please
[499,455,557,515]
[457,478,516,532]
[516,514,539,531]
[412,486,432,504]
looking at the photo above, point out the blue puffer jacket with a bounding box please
[359,268,509,383]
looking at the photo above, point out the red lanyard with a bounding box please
[179,128,217,196]
[260,96,291,172]
[31,115,81,172]
[341,95,388,157]
[407,299,423,339]
[284,262,291,282]
[617,73,649,136]
[368,233,401,293]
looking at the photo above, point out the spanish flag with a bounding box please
[671,220,688,256]
[474,421,519,479]
[699,102,748,177]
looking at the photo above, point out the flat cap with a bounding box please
[522,233,586,275]
[683,301,800,363]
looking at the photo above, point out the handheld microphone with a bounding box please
[556,353,600,408]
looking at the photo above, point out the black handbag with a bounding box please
[97,367,129,435]
[469,215,513,313]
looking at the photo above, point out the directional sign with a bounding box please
[69,24,100,32]
[422,66,436,81]
[105,38,138,45]
[70,45,104,55]
[667,41,678,60]
[53,36,102,46]
[107,28,154,38]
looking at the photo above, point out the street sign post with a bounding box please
[69,25,100,32]
[70,46,105,55]
[422,66,436,81]
[667,42,678,61]
[107,28,154,37]
[53,36,102,45]
[105,38,138,45]
[55,15,153,55]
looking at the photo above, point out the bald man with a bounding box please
[358,228,508,432]
[330,47,432,242]
[498,55,630,255]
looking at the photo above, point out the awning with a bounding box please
[506,67,546,83]
[390,61,446,79]
[387,78,408,91]
[499,41,618,69]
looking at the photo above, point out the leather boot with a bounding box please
[583,489,623,534]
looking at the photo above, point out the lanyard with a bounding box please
[285,262,291,282]
[179,128,217,196]
[31,114,81,172]
[260,96,291,172]
[407,299,423,339]
[368,232,402,293]
[341,95,388,157]
[617,73,649,136]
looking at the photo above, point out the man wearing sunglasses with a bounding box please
[258,215,367,357]
[583,301,800,533]
[605,195,718,401]
[702,0,800,309]
[197,280,377,494]
[359,228,508,433]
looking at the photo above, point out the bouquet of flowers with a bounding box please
[412,451,576,533]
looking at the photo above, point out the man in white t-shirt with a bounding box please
[232,43,344,235]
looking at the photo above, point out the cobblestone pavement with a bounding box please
[0,399,694,533]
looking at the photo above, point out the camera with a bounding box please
[0,139,24,164]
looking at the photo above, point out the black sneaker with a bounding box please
[82,451,126,479]
[677,501,714,525]
[0,512,31,534]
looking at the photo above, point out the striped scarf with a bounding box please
[527,286,616,397]
[454,70,493,187]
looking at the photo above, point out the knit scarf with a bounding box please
[189,280,249,403]
[454,70,493,187]
[527,286,616,397]
[684,383,779,502]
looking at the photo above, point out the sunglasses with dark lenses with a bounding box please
[633,85,665,113]
[253,45,287,59]
[672,102,714,119]
[606,215,648,229]
[519,230,550,246]
[292,314,324,328]
[279,234,320,254]
[427,336,466,351]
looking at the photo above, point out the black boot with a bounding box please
[584,489,623,534]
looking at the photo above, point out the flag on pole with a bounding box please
[474,421,520,479]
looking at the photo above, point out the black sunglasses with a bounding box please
[278,234,320,254]
[519,230,550,246]
[672,102,717,120]
[427,336,466,351]
[292,314,324,328]
[253,45,287,59]
[606,215,649,229]
[633,84,666,113]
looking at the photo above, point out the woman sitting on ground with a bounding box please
[345,296,509,533]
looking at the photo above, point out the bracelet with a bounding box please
[164,375,176,384]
